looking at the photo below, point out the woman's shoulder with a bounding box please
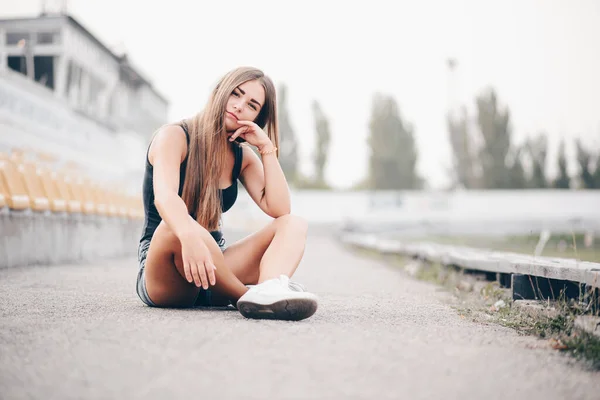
[148,123,189,166]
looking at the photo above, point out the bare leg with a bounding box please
[143,221,248,307]
[226,215,316,320]
[223,214,308,284]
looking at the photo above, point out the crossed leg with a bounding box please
[143,214,308,308]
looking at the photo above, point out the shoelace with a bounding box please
[245,275,306,292]
[288,280,306,292]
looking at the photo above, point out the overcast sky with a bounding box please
[2,0,599,189]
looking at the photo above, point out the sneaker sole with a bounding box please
[237,298,318,321]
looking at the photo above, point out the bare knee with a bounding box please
[153,221,180,249]
[154,220,224,262]
[275,214,308,237]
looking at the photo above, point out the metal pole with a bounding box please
[17,39,35,80]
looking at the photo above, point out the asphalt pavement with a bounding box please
[1,227,599,400]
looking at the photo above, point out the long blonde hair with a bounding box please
[181,67,279,231]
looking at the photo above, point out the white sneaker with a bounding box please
[246,279,307,292]
[288,280,307,292]
[237,275,318,321]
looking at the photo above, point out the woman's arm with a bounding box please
[150,125,197,238]
[229,120,292,218]
[150,125,216,288]
[239,144,291,218]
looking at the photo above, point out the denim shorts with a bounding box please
[136,230,227,307]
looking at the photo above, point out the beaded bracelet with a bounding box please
[260,146,278,155]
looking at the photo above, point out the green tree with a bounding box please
[526,133,548,189]
[312,100,331,186]
[277,84,299,184]
[576,139,595,189]
[475,89,512,189]
[447,107,477,189]
[508,146,527,189]
[594,155,600,189]
[367,94,422,190]
[553,139,570,189]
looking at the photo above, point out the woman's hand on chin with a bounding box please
[228,120,272,150]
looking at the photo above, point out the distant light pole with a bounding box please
[17,38,35,80]
[446,58,458,120]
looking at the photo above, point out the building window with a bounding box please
[87,73,105,112]
[6,55,55,90]
[7,56,27,76]
[65,61,83,105]
[6,32,30,46]
[34,56,55,90]
[37,31,60,45]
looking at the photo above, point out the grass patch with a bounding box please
[493,305,600,370]
[415,262,443,283]
[564,333,600,367]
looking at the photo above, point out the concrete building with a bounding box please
[0,12,169,188]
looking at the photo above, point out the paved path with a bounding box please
[1,228,599,400]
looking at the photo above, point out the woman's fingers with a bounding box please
[229,126,249,141]
[183,260,193,284]
[206,261,216,286]
[191,260,201,287]
[197,261,209,290]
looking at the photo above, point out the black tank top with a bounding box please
[139,121,244,244]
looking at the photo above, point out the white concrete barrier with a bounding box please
[341,232,600,289]
[0,207,141,268]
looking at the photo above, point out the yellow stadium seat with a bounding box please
[105,190,119,217]
[132,194,144,219]
[115,192,128,218]
[60,174,82,214]
[38,167,67,213]
[36,151,58,163]
[0,158,30,210]
[9,150,25,164]
[50,171,74,212]
[19,162,50,212]
[0,170,7,208]
[90,184,109,216]
[76,178,96,215]
[126,195,136,219]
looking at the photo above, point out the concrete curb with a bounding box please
[341,232,600,307]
